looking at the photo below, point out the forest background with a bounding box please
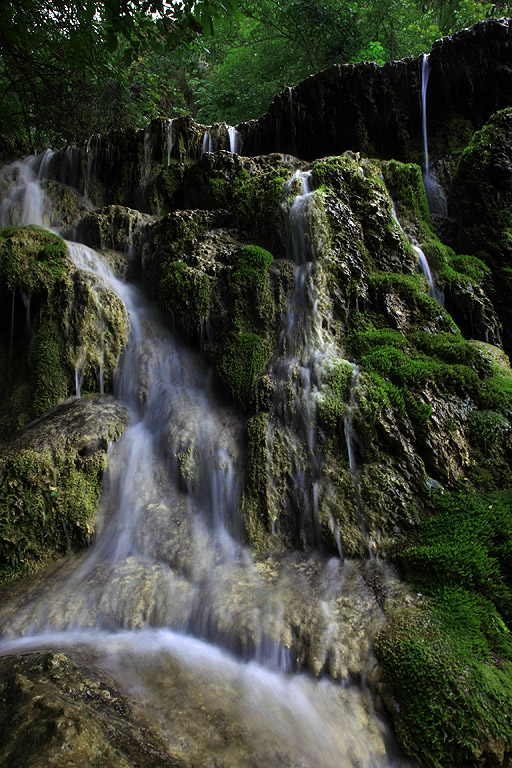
[2,0,511,151]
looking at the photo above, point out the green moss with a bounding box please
[0,225,68,293]
[0,446,105,582]
[0,227,72,433]
[160,260,212,332]
[376,489,512,767]
[369,271,441,317]
[376,602,512,768]
[381,160,431,234]
[349,327,408,358]
[242,412,272,549]
[468,410,511,450]
[409,330,489,371]
[216,245,276,407]
[447,254,491,287]
[29,306,69,417]
[231,245,274,330]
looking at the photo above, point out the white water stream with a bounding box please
[0,155,411,768]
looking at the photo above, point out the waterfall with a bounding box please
[228,125,240,154]
[0,156,50,228]
[0,156,410,768]
[420,54,447,217]
[260,170,348,555]
[202,129,213,154]
[167,118,174,165]
[390,200,443,304]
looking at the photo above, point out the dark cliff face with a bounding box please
[38,18,512,216]
[239,18,512,162]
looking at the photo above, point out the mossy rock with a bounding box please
[453,108,512,353]
[0,225,68,293]
[160,261,212,333]
[0,397,128,583]
[0,226,129,437]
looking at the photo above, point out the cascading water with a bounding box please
[390,200,443,304]
[228,125,240,154]
[262,170,374,557]
[202,129,213,154]
[0,154,411,768]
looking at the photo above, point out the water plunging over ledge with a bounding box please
[0,153,412,768]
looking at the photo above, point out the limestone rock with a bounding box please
[0,650,186,768]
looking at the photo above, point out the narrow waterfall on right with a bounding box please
[420,53,447,217]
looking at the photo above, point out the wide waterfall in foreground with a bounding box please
[0,146,410,768]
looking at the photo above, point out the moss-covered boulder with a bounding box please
[0,396,128,583]
[142,208,286,409]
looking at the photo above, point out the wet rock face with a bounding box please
[0,651,185,768]
[70,205,152,261]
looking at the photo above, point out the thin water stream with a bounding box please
[0,154,411,768]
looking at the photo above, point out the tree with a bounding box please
[0,0,237,147]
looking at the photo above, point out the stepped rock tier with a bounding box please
[0,18,511,768]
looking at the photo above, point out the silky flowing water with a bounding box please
[0,153,411,768]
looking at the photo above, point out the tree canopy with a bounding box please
[0,0,510,148]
